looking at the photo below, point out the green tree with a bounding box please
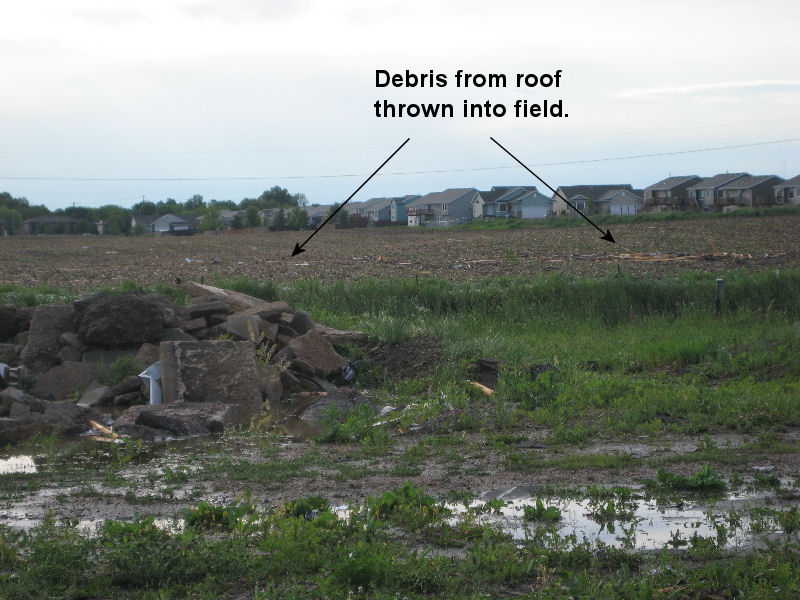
[287,207,309,230]
[184,194,205,212]
[0,207,22,234]
[200,209,223,232]
[257,186,306,208]
[271,209,287,231]
[245,206,261,228]
[131,200,156,215]
[231,213,244,230]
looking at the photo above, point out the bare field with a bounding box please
[1,215,799,292]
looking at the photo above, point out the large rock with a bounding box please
[160,341,264,426]
[142,293,191,329]
[0,304,32,342]
[32,361,100,401]
[114,402,237,440]
[20,304,75,373]
[285,330,345,378]
[221,314,278,342]
[298,388,372,424]
[74,293,163,347]
[0,387,101,443]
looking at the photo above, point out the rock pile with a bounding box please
[0,282,366,444]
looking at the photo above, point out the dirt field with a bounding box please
[2,215,799,293]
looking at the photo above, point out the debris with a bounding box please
[378,406,396,418]
[753,465,775,472]
[138,362,162,405]
[468,381,493,397]
[89,419,119,438]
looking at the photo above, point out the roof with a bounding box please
[305,205,334,218]
[409,188,479,207]
[686,173,748,191]
[152,213,188,225]
[643,176,700,191]
[23,215,77,224]
[774,174,800,189]
[595,188,643,203]
[478,186,518,203]
[360,197,394,212]
[131,214,159,226]
[555,184,633,201]
[717,175,782,190]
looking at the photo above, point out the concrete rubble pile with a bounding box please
[0,282,367,443]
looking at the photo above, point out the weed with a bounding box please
[183,494,257,531]
[645,465,727,493]
[98,354,139,386]
[523,499,562,522]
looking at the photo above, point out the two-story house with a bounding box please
[686,173,748,212]
[551,184,634,216]
[773,175,800,206]
[642,176,702,212]
[406,188,480,227]
[716,175,783,211]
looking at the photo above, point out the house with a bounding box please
[716,175,783,211]
[22,216,78,235]
[358,197,395,223]
[148,214,192,234]
[389,195,420,222]
[594,188,643,215]
[406,188,480,227]
[773,175,800,206]
[304,205,334,227]
[551,184,634,216]
[130,214,159,230]
[685,173,748,212]
[219,210,246,228]
[258,208,280,224]
[642,176,702,212]
[478,186,553,219]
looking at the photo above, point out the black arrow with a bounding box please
[291,137,411,256]
[490,137,615,244]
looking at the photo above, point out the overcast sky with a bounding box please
[2,0,799,210]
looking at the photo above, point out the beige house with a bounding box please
[642,176,702,212]
[551,184,634,216]
[773,175,800,206]
[716,175,783,211]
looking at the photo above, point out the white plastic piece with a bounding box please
[138,361,162,405]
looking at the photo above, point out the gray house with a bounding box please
[716,175,783,210]
[130,214,159,230]
[389,195,420,222]
[686,173,748,212]
[148,214,192,234]
[477,186,553,219]
[594,188,643,215]
[358,197,395,222]
[552,184,634,216]
[773,174,800,206]
[406,188,480,227]
[642,176,702,212]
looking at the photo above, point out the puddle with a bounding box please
[448,486,761,550]
[0,455,37,474]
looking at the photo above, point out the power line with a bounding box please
[1,137,798,182]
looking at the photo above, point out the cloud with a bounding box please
[70,8,151,26]
[179,0,314,22]
[615,80,800,99]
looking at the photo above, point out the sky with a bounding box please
[1,0,799,210]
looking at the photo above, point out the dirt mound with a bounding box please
[365,337,444,380]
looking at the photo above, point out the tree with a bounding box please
[245,206,261,228]
[0,207,22,234]
[271,209,287,231]
[287,207,309,230]
[257,186,306,208]
[231,213,244,230]
[200,209,223,232]
[131,200,156,215]
[156,198,180,215]
[184,195,205,211]
[208,199,237,211]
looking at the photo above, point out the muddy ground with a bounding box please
[1,215,799,292]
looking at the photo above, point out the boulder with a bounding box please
[74,293,163,347]
[285,330,345,378]
[187,299,230,319]
[0,387,101,442]
[134,343,161,369]
[142,293,191,329]
[77,385,113,407]
[82,349,137,365]
[298,388,372,425]
[57,346,83,363]
[221,314,278,342]
[260,364,283,405]
[290,311,315,335]
[0,304,32,342]
[20,304,75,373]
[0,418,54,446]
[32,361,100,401]
[0,343,18,364]
[114,402,237,440]
[182,282,269,313]
[159,328,197,342]
[159,341,264,426]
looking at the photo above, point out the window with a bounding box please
[575,201,586,211]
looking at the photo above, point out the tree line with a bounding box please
[0,186,327,235]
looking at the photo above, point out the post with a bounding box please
[715,278,725,314]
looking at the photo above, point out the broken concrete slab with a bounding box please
[114,402,237,440]
[182,282,269,313]
[32,361,100,401]
[221,314,278,342]
[142,293,191,329]
[290,311,315,335]
[74,293,164,347]
[20,303,75,373]
[285,330,345,378]
[134,343,161,369]
[297,388,373,425]
[159,340,263,426]
[159,328,197,342]
[77,385,112,407]
[187,299,229,319]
